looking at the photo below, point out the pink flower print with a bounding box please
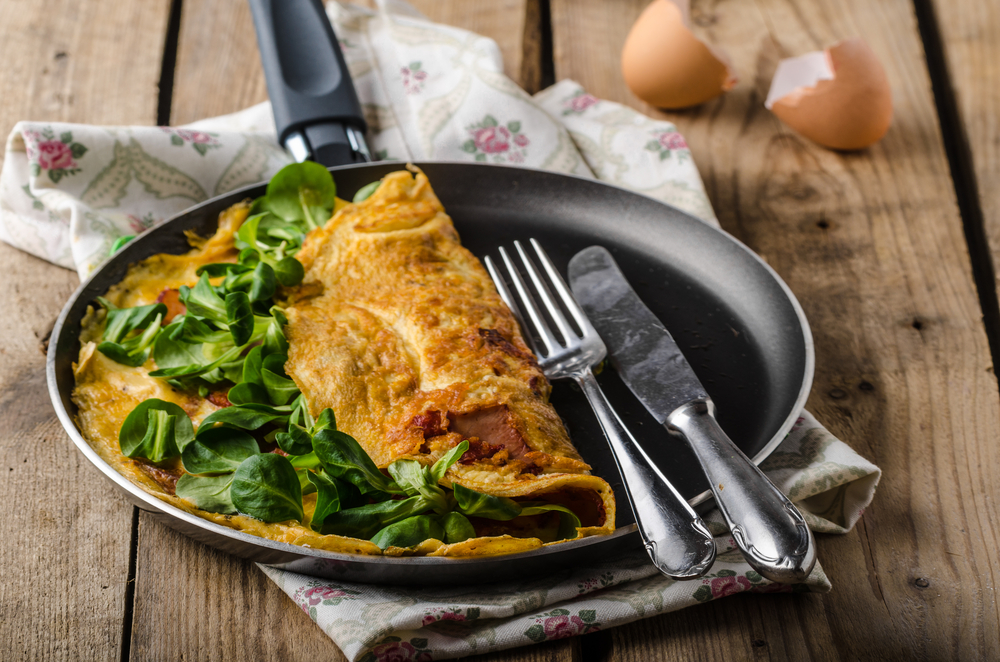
[657,131,688,150]
[370,641,431,662]
[750,581,796,594]
[421,610,466,626]
[302,586,350,606]
[401,62,427,94]
[709,574,752,598]
[645,129,690,162]
[473,126,511,154]
[565,92,599,114]
[463,116,529,163]
[543,615,588,640]
[37,140,75,171]
[163,127,220,155]
[25,127,87,183]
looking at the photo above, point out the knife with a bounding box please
[568,246,816,584]
[248,0,371,167]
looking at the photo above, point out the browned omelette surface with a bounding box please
[72,168,615,557]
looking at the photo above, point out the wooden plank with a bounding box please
[145,2,569,661]
[929,2,1000,318]
[168,0,536,126]
[551,0,1000,659]
[129,515,343,661]
[0,0,172,659]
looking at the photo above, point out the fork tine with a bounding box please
[514,240,577,344]
[498,246,560,357]
[528,238,593,336]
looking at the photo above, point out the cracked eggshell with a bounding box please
[766,38,893,150]
[621,0,737,109]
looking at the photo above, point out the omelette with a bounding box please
[72,166,616,557]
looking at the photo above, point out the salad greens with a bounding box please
[101,163,583,549]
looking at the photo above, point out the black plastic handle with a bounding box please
[248,0,366,146]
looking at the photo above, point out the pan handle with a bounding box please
[248,0,369,166]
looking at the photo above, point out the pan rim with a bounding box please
[45,160,813,573]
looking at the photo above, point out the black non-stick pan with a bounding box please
[47,161,813,585]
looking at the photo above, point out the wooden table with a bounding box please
[2,0,997,659]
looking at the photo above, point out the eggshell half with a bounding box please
[621,0,737,109]
[766,39,893,150]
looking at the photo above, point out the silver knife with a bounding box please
[568,246,816,584]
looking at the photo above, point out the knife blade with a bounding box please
[568,245,816,584]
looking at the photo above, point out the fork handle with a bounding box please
[576,370,716,579]
[667,399,816,584]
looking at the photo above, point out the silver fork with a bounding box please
[485,239,717,579]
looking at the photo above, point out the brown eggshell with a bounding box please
[621,0,736,109]
[769,39,893,150]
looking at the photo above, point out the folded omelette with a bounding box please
[72,167,615,557]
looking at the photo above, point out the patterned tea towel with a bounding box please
[0,1,880,660]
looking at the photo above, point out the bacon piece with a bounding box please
[458,438,505,465]
[409,410,448,439]
[134,461,181,495]
[156,288,187,324]
[449,405,530,460]
[207,390,232,408]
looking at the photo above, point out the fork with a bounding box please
[485,239,717,580]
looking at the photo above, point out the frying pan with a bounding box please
[46,160,813,585]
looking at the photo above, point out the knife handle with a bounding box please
[247,0,367,146]
[576,370,716,579]
[667,399,816,584]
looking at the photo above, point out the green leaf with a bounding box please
[230,453,304,522]
[181,426,259,474]
[153,323,207,370]
[109,235,134,255]
[579,609,597,623]
[261,354,298,405]
[452,483,522,520]
[226,381,270,406]
[461,140,477,153]
[482,115,498,127]
[70,142,87,159]
[313,429,401,494]
[370,515,444,550]
[248,262,277,302]
[275,424,312,456]
[474,153,486,162]
[387,460,448,514]
[306,469,364,531]
[60,131,73,144]
[119,398,194,461]
[175,474,236,514]
[242,345,263,384]
[99,300,166,344]
[171,134,184,146]
[263,315,289,357]
[198,405,287,431]
[264,162,336,230]
[148,342,243,379]
[312,408,336,434]
[225,291,253,346]
[645,140,661,152]
[440,511,476,544]
[507,121,521,133]
[168,315,229,344]
[352,181,381,203]
[320,496,429,538]
[289,451,321,470]
[181,273,228,324]
[274,256,305,287]
[429,440,468,484]
[519,503,582,541]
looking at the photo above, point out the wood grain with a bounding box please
[169,0,536,126]
[928,2,1000,309]
[0,1,172,659]
[551,0,1000,659]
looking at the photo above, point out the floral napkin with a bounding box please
[0,1,880,661]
